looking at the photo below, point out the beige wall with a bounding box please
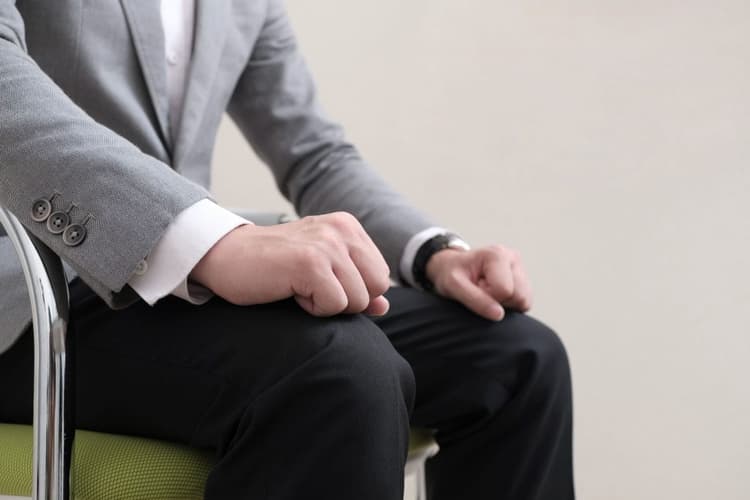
[212,1,750,498]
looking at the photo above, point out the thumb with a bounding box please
[447,272,505,321]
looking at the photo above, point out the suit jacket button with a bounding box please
[46,212,70,234]
[134,260,148,275]
[31,199,52,222]
[62,224,86,247]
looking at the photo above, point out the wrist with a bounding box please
[189,223,249,290]
[411,233,470,291]
[189,247,217,291]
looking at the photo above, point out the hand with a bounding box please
[190,212,391,317]
[426,245,533,321]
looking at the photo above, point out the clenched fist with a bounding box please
[190,212,391,317]
[426,244,533,321]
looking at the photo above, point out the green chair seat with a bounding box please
[0,423,213,499]
[0,423,437,499]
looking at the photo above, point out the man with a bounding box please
[0,0,574,498]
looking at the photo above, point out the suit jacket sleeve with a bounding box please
[0,2,210,308]
[226,0,437,278]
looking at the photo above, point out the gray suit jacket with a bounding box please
[0,0,435,355]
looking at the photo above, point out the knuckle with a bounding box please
[327,211,358,229]
[297,246,325,267]
[301,214,321,226]
[480,247,499,262]
[316,224,339,242]
[495,282,514,298]
[325,241,352,263]
[489,244,512,259]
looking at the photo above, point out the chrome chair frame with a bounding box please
[0,207,72,500]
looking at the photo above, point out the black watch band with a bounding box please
[412,233,466,291]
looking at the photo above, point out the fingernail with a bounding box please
[490,304,504,321]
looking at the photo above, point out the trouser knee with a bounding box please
[505,313,572,403]
[319,314,416,421]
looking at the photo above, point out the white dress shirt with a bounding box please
[160,0,195,139]
[129,0,461,305]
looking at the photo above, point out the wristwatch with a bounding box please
[412,233,470,291]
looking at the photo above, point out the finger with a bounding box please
[481,250,515,303]
[503,261,533,312]
[348,243,391,299]
[448,271,505,321]
[350,220,391,290]
[332,256,372,314]
[364,295,390,316]
[294,266,348,316]
[321,212,391,299]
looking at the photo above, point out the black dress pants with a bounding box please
[0,280,574,500]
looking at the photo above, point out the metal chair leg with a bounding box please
[0,207,72,500]
[414,464,428,500]
[405,430,439,500]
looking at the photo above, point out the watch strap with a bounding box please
[411,233,468,291]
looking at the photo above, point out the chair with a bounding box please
[0,206,439,500]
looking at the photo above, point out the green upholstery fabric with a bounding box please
[0,423,213,499]
[0,423,436,499]
[407,429,438,466]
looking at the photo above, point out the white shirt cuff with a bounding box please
[128,199,251,305]
[399,227,453,288]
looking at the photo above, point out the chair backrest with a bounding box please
[0,206,72,500]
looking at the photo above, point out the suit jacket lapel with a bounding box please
[172,0,231,167]
[120,0,172,150]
